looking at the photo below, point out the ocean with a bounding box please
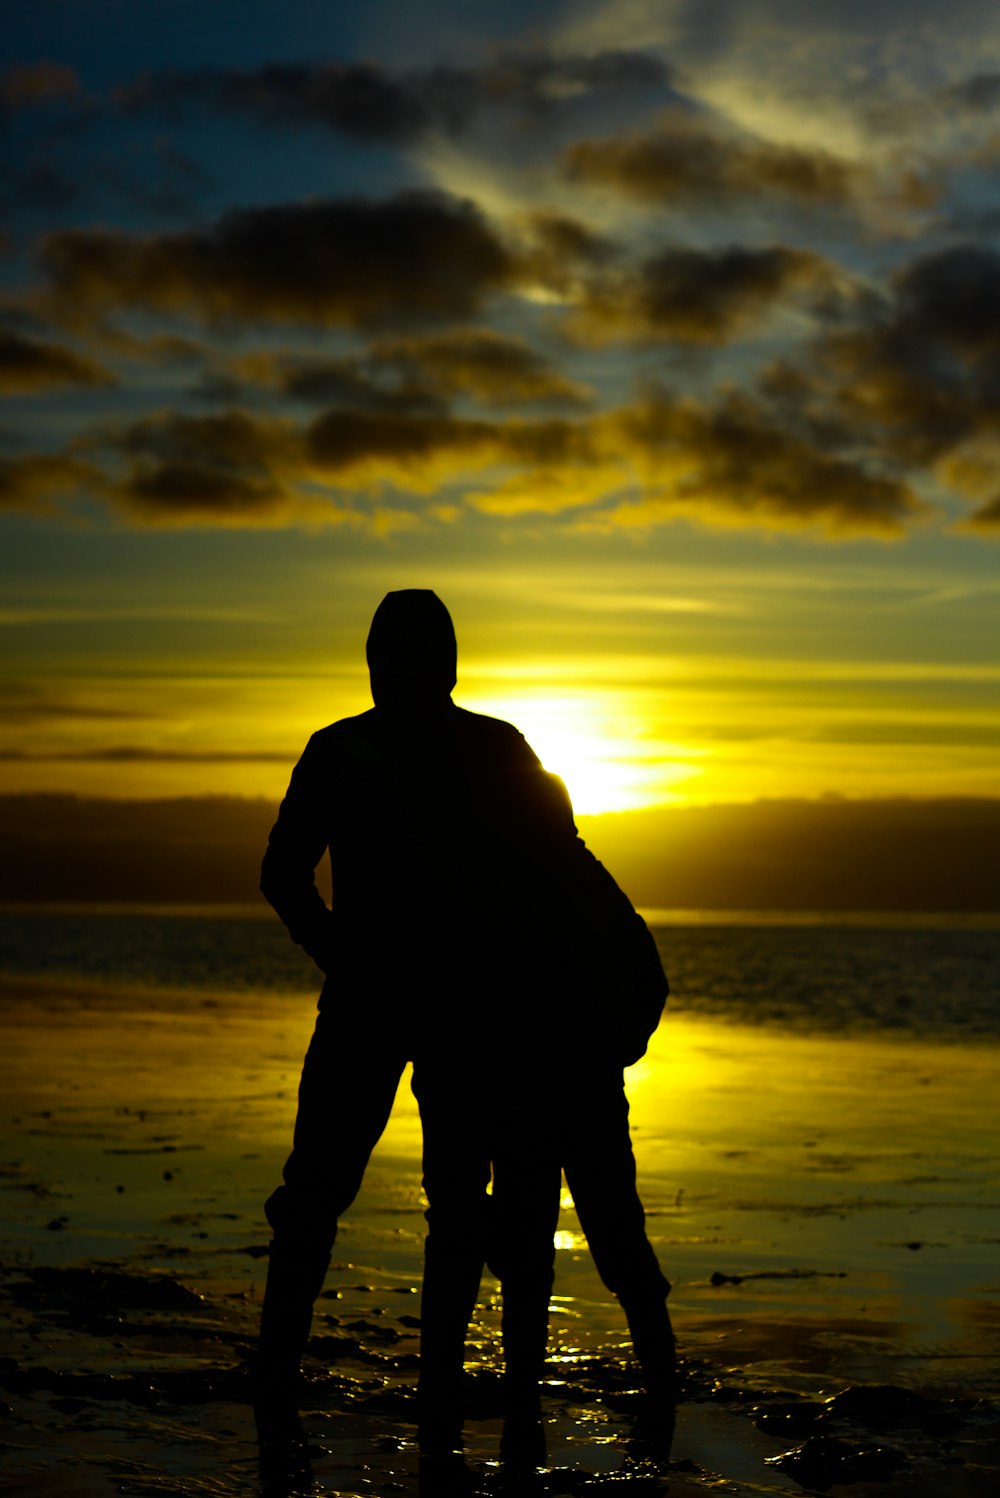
[1,903,997,1042]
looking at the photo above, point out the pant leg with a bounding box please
[266,1004,407,1234]
[488,1085,561,1403]
[259,1003,408,1377]
[560,1064,675,1404]
[410,1059,492,1453]
[560,1065,669,1305]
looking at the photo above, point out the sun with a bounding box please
[519,720,642,814]
[463,689,690,815]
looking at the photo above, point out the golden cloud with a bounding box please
[565,109,866,206]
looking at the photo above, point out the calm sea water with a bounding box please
[0,904,997,1041]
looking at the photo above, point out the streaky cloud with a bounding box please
[113,49,674,144]
[0,329,115,393]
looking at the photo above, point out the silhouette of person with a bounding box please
[255,589,674,1465]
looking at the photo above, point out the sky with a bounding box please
[3,0,1000,819]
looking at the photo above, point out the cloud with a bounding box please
[38,190,516,330]
[223,327,587,411]
[304,388,924,537]
[0,747,291,762]
[599,391,925,537]
[115,50,673,145]
[256,353,447,414]
[106,408,297,469]
[892,244,1000,356]
[573,243,834,344]
[957,493,1000,534]
[757,244,1000,518]
[0,452,98,511]
[91,408,303,525]
[15,374,927,539]
[9,160,80,211]
[0,63,80,111]
[0,330,115,393]
[564,108,867,207]
[466,463,623,516]
[305,409,522,488]
[0,690,149,725]
[366,329,590,406]
[117,464,291,524]
[939,73,1000,116]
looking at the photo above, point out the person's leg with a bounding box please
[489,1113,561,1467]
[411,1061,493,1457]
[258,1004,408,1388]
[561,1067,676,1416]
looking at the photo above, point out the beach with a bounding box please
[1,956,998,1496]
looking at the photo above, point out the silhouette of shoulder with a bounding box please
[304,705,534,753]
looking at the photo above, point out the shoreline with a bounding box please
[3,898,1000,929]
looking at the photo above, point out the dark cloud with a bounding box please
[0,330,115,392]
[604,391,924,537]
[0,63,80,111]
[892,244,1000,356]
[0,692,149,725]
[301,388,919,537]
[941,73,1000,115]
[95,408,299,524]
[758,245,1000,518]
[0,452,97,510]
[273,356,446,414]
[107,408,296,470]
[118,463,289,523]
[305,408,499,478]
[0,747,290,762]
[565,109,865,207]
[88,141,215,220]
[523,211,614,269]
[367,329,590,406]
[516,211,617,298]
[234,328,584,412]
[13,379,926,538]
[574,244,832,344]
[38,191,516,329]
[10,159,79,211]
[115,50,672,144]
[305,408,594,490]
[961,494,1000,531]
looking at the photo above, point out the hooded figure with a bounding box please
[255,588,557,1407]
[255,589,672,1469]
[366,588,457,708]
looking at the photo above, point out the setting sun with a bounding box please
[463,689,697,814]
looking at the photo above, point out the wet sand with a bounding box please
[1,976,998,1496]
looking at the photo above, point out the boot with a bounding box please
[417,1236,482,1457]
[621,1292,678,1463]
[255,1237,331,1406]
[498,1276,550,1469]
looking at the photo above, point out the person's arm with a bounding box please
[260,734,337,974]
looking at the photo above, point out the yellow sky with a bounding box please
[3,9,1000,820]
[6,628,999,815]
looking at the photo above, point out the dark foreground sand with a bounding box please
[1,978,998,1496]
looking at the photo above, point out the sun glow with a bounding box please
[462,689,696,815]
